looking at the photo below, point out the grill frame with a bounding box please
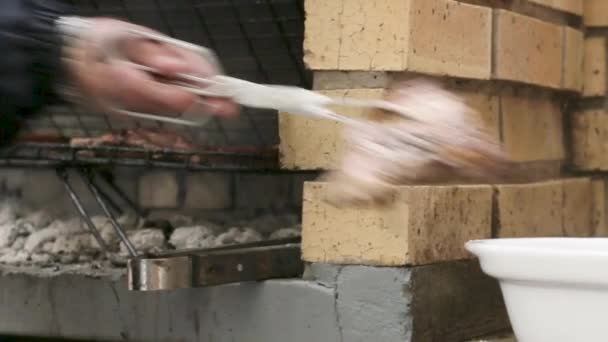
[4,0,311,169]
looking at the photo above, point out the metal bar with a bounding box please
[56,168,111,254]
[151,236,300,259]
[78,169,138,258]
[128,241,302,291]
[97,171,144,220]
[88,175,123,216]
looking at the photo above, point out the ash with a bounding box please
[0,200,301,274]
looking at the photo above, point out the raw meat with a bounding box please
[323,78,511,207]
[70,128,199,151]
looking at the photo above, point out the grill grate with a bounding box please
[6,0,310,168]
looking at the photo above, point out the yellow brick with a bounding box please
[405,0,492,79]
[302,0,342,69]
[495,180,564,238]
[584,0,608,27]
[592,179,608,237]
[279,88,384,170]
[279,84,500,170]
[562,178,593,237]
[302,182,492,265]
[493,10,563,88]
[562,27,583,92]
[304,0,492,79]
[339,0,409,70]
[500,90,565,162]
[572,110,608,170]
[583,37,606,97]
[529,0,583,15]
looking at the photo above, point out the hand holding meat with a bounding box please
[61,18,239,118]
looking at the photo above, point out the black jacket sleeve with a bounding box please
[0,0,72,143]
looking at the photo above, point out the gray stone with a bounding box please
[337,266,412,342]
[235,174,292,209]
[138,171,179,209]
[184,172,232,210]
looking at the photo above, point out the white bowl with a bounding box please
[466,238,608,342]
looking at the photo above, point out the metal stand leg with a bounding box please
[78,169,138,258]
[56,168,111,256]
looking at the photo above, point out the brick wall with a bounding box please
[276,0,605,267]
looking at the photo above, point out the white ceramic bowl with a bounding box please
[466,238,608,342]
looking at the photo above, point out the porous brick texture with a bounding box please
[493,10,563,88]
[302,182,493,266]
[494,179,594,238]
[304,0,492,79]
[500,88,565,162]
[562,27,584,92]
[529,0,583,15]
[280,83,564,170]
[279,88,384,170]
[584,0,608,27]
[583,37,606,97]
[572,110,608,171]
[302,178,596,265]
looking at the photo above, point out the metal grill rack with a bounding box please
[0,0,309,289]
[3,0,310,170]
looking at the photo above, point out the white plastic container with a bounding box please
[465,238,608,342]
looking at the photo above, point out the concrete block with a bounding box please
[583,37,606,97]
[572,110,608,170]
[500,88,565,162]
[592,179,608,237]
[336,266,412,342]
[234,174,292,209]
[584,0,608,27]
[562,27,584,92]
[184,172,232,210]
[304,0,492,79]
[562,178,593,237]
[494,180,564,238]
[0,260,509,342]
[529,0,583,15]
[138,171,179,209]
[0,273,340,342]
[279,88,384,170]
[302,182,493,266]
[493,10,563,88]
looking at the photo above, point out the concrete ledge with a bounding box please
[0,260,508,342]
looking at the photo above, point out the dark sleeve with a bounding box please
[0,0,72,143]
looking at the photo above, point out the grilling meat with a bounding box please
[70,128,199,151]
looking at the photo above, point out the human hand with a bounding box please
[63,18,239,118]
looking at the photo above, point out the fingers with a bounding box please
[107,63,197,115]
